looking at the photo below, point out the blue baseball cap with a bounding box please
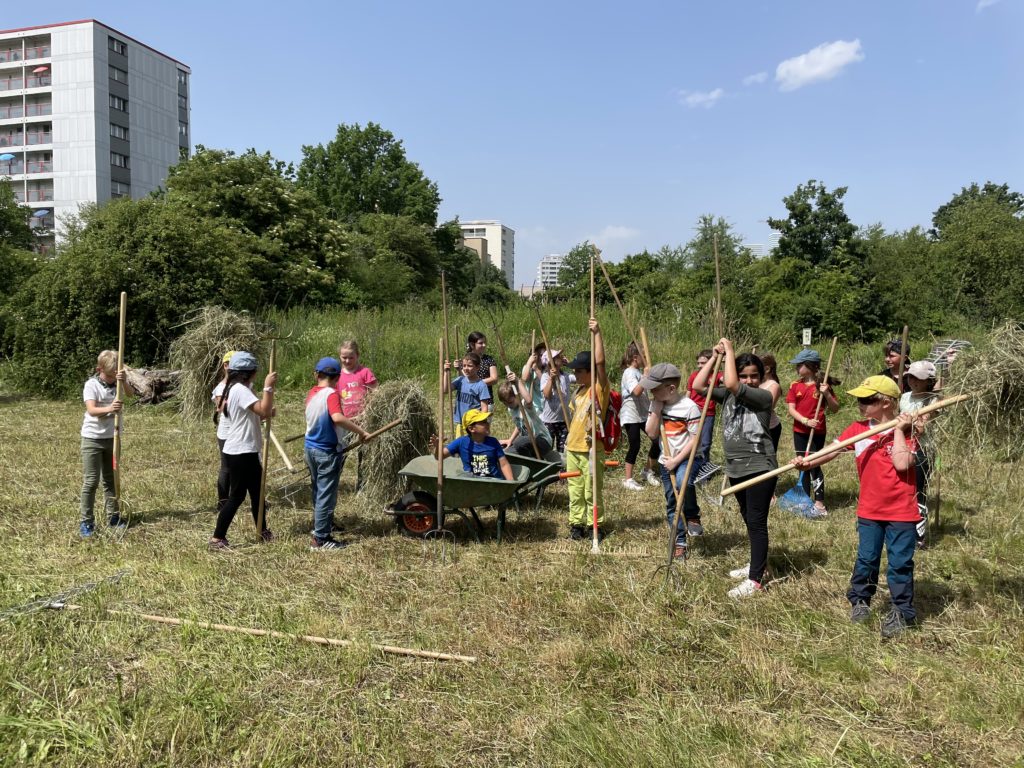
[228,351,258,371]
[789,349,822,365]
[315,357,341,375]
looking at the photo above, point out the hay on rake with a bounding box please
[939,320,1024,459]
[357,378,435,508]
[167,306,267,423]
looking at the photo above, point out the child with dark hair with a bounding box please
[687,348,722,465]
[466,331,499,402]
[430,409,514,480]
[880,339,911,391]
[209,351,276,549]
[446,352,491,438]
[794,376,921,638]
[786,348,839,515]
[693,340,777,598]
[620,341,661,490]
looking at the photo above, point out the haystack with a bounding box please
[939,320,1024,459]
[357,378,435,508]
[167,306,266,423]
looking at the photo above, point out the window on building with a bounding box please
[178,122,188,139]
[108,37,127,56]
[178,94,188,110]
[110,123,129,141]
[111,180,131,198]
[109,94,128,112]
[110,151,130,169]
[109,65,128,83]
[177,70,188,87]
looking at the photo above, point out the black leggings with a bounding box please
[214,452,266,538]
[216,438,229,514]
[624,422,661,465]
[769,423,782,452]
[793,431,826,501]
[732,471,778,584]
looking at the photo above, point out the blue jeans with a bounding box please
[699,415,715,461]
[306,446,342,541]
[847,518,917,621]
[661,458,702,545]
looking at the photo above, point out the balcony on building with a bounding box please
[24,150,52,175]
[26,180,54,202]
[0,37,50,65]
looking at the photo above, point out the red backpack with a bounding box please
[598,389,622,452]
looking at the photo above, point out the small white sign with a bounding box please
[802,328,813,346]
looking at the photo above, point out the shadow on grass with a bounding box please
[141,506,213,523]
[771,545,831,577]
[0,393,30,407]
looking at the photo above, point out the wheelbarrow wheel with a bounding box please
[393,491,438,538]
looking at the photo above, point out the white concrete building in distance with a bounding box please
[537,253,564,288]
[459,220,514,287]
[0,19,190,251]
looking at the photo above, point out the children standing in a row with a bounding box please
[620,342,661,490]
[79,350,126,537]
[786,349,839,516]
[209,352,276,549]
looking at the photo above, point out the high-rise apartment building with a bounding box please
[0,19,190,252]
[459,220,514,287]
[537,253,564,288]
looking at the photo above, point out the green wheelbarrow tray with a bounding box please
[387,455,530,542]
[506,450,565,515]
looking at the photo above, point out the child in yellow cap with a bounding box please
[429,409,514,480]
[794,375,920,638]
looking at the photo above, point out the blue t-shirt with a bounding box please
[445,435,506,478]
[451,376,491,426]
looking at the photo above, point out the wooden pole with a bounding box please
[802,336,839,458]
[441,271,452,440]
[530,303,572,428]
[255,340,275,535]
[345,419,402,452]
[722,393,972,497]
[596,252,638,355]
[898,325,910,394]
[589,249,600,553]
[528,329,537,399]
[641,326,676,495]
[436,337,445,533]
[713,233,724,338]
[268,429,294,473]
[52,604,476,663]
[112,291,127,517]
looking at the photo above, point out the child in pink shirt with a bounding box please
[336,340,378,490]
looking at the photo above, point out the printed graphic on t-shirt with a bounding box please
[471,453,491,477]
[723,402,767,455]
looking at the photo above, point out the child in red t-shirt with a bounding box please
[793,375,919,639]
[785,348,839,515]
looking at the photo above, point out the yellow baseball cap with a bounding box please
[462,409,491,430]
[847,375,900,399]
[222,350,239,364]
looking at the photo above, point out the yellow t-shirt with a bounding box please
[566,379,609,454]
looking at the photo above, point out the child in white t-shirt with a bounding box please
[79,350,125,537]
[620,342,661,490]
[209,351,277,549]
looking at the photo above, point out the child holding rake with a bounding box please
[786,349,839,515]
[79,350,126,537]
[621,341,661,490]
[901,360,939,546]
[793,375,920,638]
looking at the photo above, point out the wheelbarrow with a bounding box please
[385,456,530,543]
[505,449,565,516]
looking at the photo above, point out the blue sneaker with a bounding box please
[79,522,95,538]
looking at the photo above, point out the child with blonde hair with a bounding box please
[79,350,125,537]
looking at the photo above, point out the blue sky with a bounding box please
[6,1,1022,287]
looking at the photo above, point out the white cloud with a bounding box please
[976,0,1002,11]
[775,39,865,92]
[677,88,724,109]
[587,225,640,245]
[743,71,768,86]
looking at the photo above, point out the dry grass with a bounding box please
[0,384,1022,767]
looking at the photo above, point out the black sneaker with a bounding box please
[850,601,871,623]
[569,525,586,541]
[880,607,910,639]
[595,526,607,542]
[331,518,345,533]
[311,536,348,551]
[108,514,127,528]
[686,519,704,537]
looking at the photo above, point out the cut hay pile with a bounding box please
[940,320,1024,459]
[167,306,267,423]
[358,378,436,508]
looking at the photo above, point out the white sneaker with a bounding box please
[727,578,763,599]
[728,563,750,580]
[644,470,660,487]
[622,478,645,491]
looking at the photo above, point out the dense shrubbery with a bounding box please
[0,117,1021,398]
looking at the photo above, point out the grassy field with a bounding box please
[1,338,1023,766]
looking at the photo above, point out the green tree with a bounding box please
[297,122,441,227]
[0,180,38,350]
[931,181,1024,239]
[767,180,859,270]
